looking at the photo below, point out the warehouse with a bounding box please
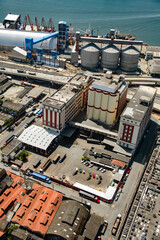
[18,125,59,155]
[0,29,57,51]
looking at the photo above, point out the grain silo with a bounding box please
[101,45,120,70]
[120,46,140,72]
[99,92,108,122]
[93,89,102,120]
[106,93,119,125]
[81,43,100,68]
[87,105,94,119]
[88,88,95,106]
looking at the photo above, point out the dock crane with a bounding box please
[22,16,28,30]
[27,14,33,31]
[48,18,55,32]
[35,17,41,31]
[41,17,48,32]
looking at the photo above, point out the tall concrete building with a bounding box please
[117,86,156,149]
[87,75,128,125]
[42,74,92,131]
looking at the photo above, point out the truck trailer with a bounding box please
[29,171,51,184]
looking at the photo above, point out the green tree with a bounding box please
[4,119,13,127]
[18,150,28,162]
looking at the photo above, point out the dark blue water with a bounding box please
[1,0,160,45]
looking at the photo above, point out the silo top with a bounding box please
[81,43,100,52]
[122,46,139,55]
[102,45,119,53]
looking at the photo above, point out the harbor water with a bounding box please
[0,0,160,45]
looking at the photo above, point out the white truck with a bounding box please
[11,164,19,171]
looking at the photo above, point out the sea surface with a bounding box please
[0,0,160,46]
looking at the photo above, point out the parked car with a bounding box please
[79,169,82,173]
[96,167,100,171]
[97,180,101,185]
[89,164,93,168]
[83,170,85,174]
[86,176,91,180]
[115,194,120,201]
[73,171,77,176]
[99,176,102,180]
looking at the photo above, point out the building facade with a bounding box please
[117,86,156,149]
[42,74,92,131]
[87,75,128,125]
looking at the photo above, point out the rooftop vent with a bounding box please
[139,96,151,106]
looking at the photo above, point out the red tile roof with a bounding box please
[112,159,126,168]
[0,170,64,235]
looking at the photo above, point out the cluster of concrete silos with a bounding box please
[81,43,140,72]
[87,87,119,125]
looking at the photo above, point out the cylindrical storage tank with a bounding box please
[100,109,107,122]
[94,90,102,108]
[99,92,109,122]
[88,88,95,106]
[93,108,100,120]
[106,93,119,125]
[87,106,94,119]
[120,46,140,72]
[81,43,100,68]
[101,45,120,70]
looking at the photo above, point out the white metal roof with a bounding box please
[13,46,27,56]
[73,182,116,201]
[4,14,20,21]
[18,125,59,150]
[0,29,57,50]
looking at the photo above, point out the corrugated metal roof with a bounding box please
[13,46,27,56]
[4,14,20,21]
[18,125,59,150]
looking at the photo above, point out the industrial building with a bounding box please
[148,59,160,76]
[2,13,21,29]
[120,46,140,72]
[1,139,22,162]
[87,74,128,125]
[42,74,93,131]
[117,86,156,150]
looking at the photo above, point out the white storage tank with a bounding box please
[101,45,120,70]
[94,90,102,108]
[120,46,140,72]
[93,108,100,120]
[99,92,108,122]
[106,93,119,125]
[88,88,95,106]
[81,43,100,68]
[87,106,94,119]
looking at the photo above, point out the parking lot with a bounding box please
[24,136,114,192]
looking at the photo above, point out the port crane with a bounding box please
[27,14,33,31]
[35,17,41,31]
